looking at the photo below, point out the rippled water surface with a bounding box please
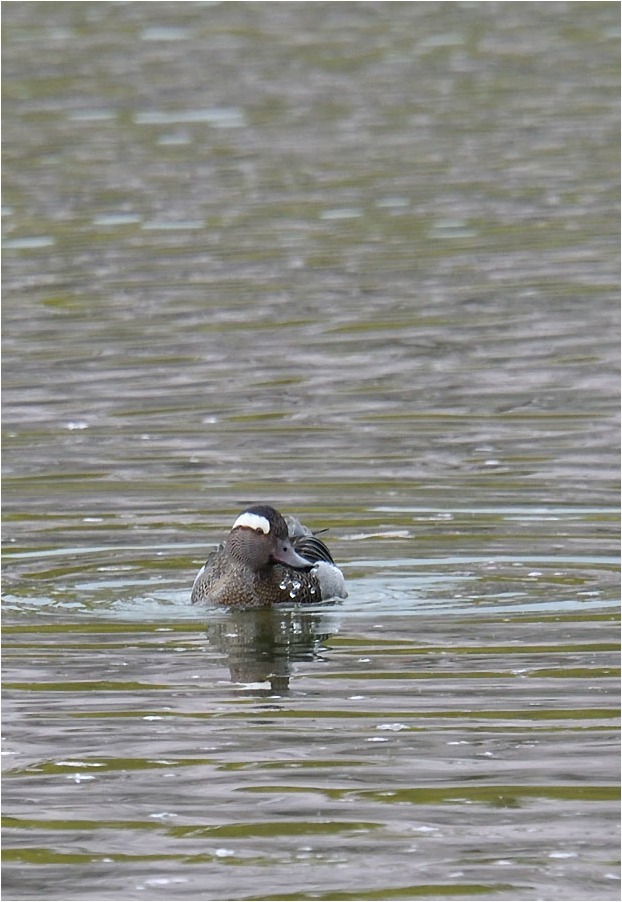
[2,3,620,901]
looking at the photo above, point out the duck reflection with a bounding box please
[206,607,338,692]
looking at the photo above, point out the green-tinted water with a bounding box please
[2,3,619,900]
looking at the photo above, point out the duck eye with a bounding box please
[255,528,264,535]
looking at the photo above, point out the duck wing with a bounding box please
[292,532,335,565]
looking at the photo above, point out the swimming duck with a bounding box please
[191,504,347,607]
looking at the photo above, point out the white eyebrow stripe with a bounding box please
[233,512,271,534]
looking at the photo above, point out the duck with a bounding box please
[191,504,347,607]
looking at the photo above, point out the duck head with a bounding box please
[225,505,312,571]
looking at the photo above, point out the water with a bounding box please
[2,3,620,901]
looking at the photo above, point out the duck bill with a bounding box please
[271,541,312,570]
